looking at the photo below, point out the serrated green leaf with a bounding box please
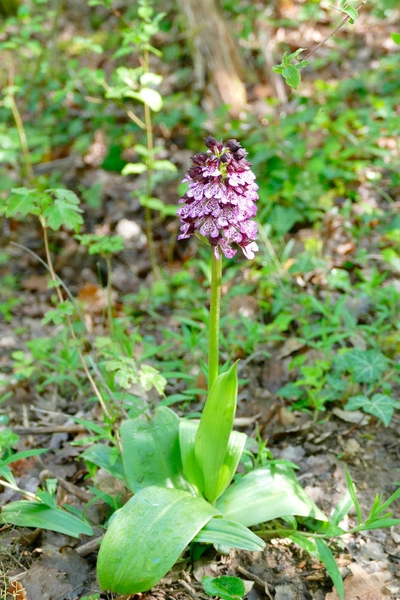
[315,538,344,600]
[217,465,327,526]
[97,486,219,594]
[0,501,92,537]
[43,190,83,232]
[194,363,239,503]
[6,188,45,217]
[193,517,265,551]
[121,407,193,493]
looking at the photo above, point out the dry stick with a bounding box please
[302,0,370,62]
[13,425,87,435]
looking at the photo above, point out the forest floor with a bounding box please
[1,171,400,599]
[1,1,400,599]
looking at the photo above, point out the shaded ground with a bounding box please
[1,2,400,599]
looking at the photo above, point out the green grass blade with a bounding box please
[315,538,344,600]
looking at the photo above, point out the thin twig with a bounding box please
[13,425,87,435]
[302,0,370,62]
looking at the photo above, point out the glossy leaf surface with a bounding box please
[121,406,192,493]
[194,362,238,503]
[193,516,265,551]
[0,501,92,537]
[97,486,219,594]
[217,465,327,526]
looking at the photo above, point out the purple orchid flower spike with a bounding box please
[177,136,259,260]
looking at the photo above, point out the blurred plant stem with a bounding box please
[143,47,160,280]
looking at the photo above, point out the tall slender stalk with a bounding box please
[142,47,160,280]
[208,253,222,391]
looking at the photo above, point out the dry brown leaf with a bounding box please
[325,563,393,599]
[7,580,27,600]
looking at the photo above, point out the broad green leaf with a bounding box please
[282,64,301,89]
[180,420,247,500]
[80,443,126,481]
[0,501,92,537]
[179,419,204,494]
[121,406,193,493]
[138,195,178,216]
[193,517,265,552]
[140,72,162,86]
[213,430,247,501]
[152,160,177,172]
[122,162,147,175]
[315,538,344,600]
[97,486,219,594]
[195,362,238,503]
[391,33,400,44]
[138,88,163,112]
[202,575,246,600]
[343,6,358,21]
[217,465,327,526]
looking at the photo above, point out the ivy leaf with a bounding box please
[346,349,388,383]
[43,189,83,232]
[345,394,397,426]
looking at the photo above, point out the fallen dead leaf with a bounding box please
[325,562,393,599]
[7,580,27,600]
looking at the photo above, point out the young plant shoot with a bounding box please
[96,138,326,594]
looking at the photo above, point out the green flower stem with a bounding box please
[208,253,222,391]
